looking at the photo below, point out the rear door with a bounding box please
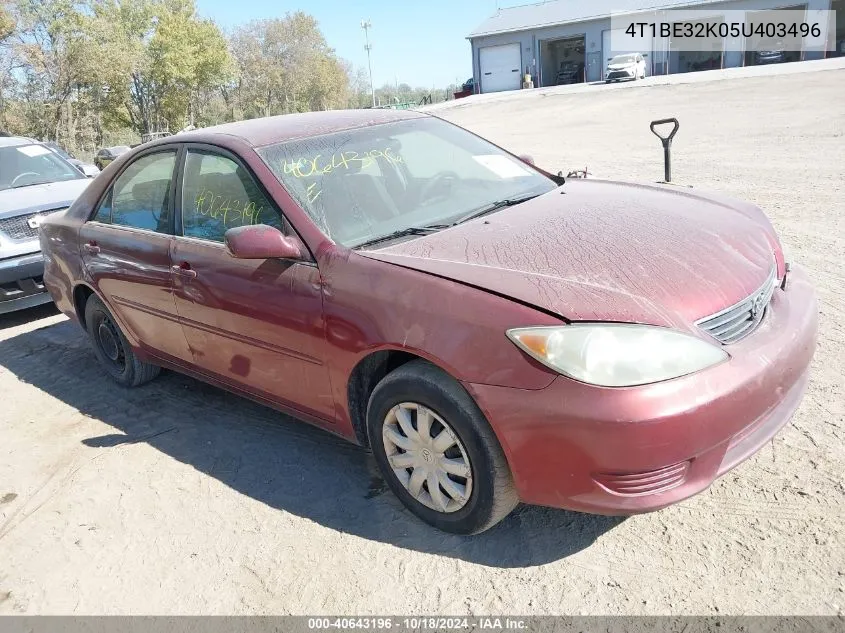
[79,147,192,364]
[170,145,334,420]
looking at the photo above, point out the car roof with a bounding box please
[169,108,429,148]
[0,136,37,148]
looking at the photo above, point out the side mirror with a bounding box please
[224,224,303,260]
[518,154,535,165]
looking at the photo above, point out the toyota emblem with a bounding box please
[750,294,764,319]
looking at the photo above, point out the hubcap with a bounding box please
[98,321,120,361]
[382,402,473,513]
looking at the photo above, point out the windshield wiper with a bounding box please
[353,225,445,249]
[450,193,541,226]
[10,180,52,189]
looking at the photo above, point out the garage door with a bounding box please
[479,43,522,93]
[602,29,652,78]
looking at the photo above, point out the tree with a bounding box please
[89,0,232,136]
[0,2,14,42]
[346,64,371,108]
[228,13,349,119]
[7,0,93,141]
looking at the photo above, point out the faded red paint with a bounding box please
[39,111,818,516]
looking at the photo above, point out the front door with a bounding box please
[80,148,192,364]
[170,147,334,421]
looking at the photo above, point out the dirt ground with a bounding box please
[1,63,843,615]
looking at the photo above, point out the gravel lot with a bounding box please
[1,62,843,615]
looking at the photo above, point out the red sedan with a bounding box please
[39,110,818,534]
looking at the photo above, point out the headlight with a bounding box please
[506,324,729,387]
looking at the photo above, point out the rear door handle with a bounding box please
[83,242,100,255]
[170,264,197,279]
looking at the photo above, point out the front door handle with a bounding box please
[83,242,100,255]
[171,263,197,279]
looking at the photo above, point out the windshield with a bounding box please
[610,54,637,64]
[0,144,85,191]
[258,117,556,247]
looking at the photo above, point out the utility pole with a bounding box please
[361,19,375,107]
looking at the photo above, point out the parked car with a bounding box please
[42,141,100,178]
[605,53,647,82]
[0,136,91,313]
[39,110,817,534]
[94,145,131,170]
[556,60,585,85]
[690,55,723,71]
[755,40,787,65]
[461,77,475,93]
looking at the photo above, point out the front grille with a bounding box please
[0,212,42,241]
[607,70,632,79]
[697,267,778,344]
[594,460,691,495]
[0,275,45,301]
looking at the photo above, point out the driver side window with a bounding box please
[93,151,176,234]
[180,150,282,243]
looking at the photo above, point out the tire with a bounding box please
[367,359,518,534]
[605,79,611,84]
[84,294,160,387]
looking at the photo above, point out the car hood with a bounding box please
[607,63,635,70]
[0,179,91,220]
[359,180,779,330]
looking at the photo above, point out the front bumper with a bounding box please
[607,69,635,80]
[465,264,818,514]
[0,251,51,314]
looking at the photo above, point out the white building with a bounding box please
[467,0,844,92]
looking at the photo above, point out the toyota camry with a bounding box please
[38,110,818,534]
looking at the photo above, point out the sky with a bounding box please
[194,0,528,88]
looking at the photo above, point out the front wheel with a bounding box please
[84,294,160,387]
[367,360,518,534]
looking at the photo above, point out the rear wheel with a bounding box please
[367,360,517,534]
[84,294,160,387]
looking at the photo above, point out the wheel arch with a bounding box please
[72,282,96,329]
[346,347,461,447]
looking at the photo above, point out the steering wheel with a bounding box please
[11,172,40,187]
[418,171,460,204]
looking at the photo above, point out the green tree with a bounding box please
[8,0,92,141]
[0,2,14,41]
[229,13,349,119]
[90,0,232,136]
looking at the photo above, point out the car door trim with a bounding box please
[173,313,324,365]
[112,294,323,365]
[111,295,183,324]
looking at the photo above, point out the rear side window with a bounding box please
[93,151,176,233]
[180,150,282,243]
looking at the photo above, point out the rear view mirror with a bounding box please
[224,224,303,260]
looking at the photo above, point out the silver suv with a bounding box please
[1,136,92,314]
